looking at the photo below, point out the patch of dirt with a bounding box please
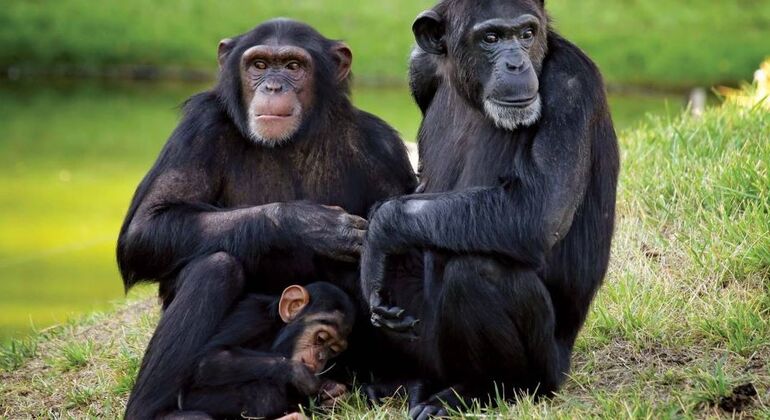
[717,383,758,413]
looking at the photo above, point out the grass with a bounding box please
[1,1,769,87]
[1,86,768,417]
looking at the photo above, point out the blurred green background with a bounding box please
[1,0,768,342]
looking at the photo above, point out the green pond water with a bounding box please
[0,80,683,342]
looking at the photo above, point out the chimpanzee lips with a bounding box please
[256,114,294,119]
[488,96,538,108]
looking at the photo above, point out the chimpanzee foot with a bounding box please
[409,403,448,420]
[408,386,468,420]
[362,382,407,406]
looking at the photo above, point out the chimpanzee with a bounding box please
[361,0,620,418]
[163,282,355,420]
[117,19,416,418]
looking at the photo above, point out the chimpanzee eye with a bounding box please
[253,60,268,70]
[483,32,499,44]
[521,29,535,40]
[315,331,330,345]
[286,61,301,71]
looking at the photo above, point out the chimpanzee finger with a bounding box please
[348,228,367,247]
[410,403,446,420]
[372,305,406,318]
[373,315,420,341]
[323,205,345,212]
[371,312,420,332]
[320,382,347,401]
[345,214,369,230]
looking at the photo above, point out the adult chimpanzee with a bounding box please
[164,282,355,420]
[117,19,416,419]
[361,0,619,418]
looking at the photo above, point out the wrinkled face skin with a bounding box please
[473,11,546,130]
[240,45,315,146]
[290,311,349,374]
[414,1,548,131]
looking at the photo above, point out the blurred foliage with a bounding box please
[718,59,770,109]
[0,0,769,87]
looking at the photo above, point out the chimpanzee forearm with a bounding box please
[368,181,579,267]
[119,187,366,286]
[192,348,304,388]
[118,201,283,282]
[368,121,593,267]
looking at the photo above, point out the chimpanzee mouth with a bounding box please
[488,96,538,108]
[256,113,294,119]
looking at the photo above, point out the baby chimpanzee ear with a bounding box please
[279,285,311,323]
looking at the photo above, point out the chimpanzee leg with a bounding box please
[125,252,245,419]
[411,257,564,419]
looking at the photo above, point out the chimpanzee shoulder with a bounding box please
[354,109,417,194]
[541,33,607,106]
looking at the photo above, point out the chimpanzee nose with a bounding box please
[263,81,283,94]
[505,57,526,72]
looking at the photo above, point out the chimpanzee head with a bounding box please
[413,0,548,130]
[271,282,356,374]
[216,19,353,147]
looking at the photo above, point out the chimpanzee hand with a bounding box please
[317,380,348,407]
[361,200,420,339]
[288,361,321,396]
[274,202,368,263]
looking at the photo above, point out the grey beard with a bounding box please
[247,101,302,147]
[483,95,542,131]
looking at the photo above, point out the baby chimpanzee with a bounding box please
[163,282,356,420]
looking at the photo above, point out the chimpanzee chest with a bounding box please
[217,145,367,292]
[218,147,368,216]
[420,103,532,192]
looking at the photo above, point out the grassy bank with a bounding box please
[2,1,769,87]
[2,88,768,417]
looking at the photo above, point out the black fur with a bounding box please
[164,282,355,420]
[361,1,619,417]
[118,19,416,419]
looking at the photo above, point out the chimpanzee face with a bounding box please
[273,284,353,374]
[216,20,352,147]
[238,44,315,146]
[413,0,548,131]
[289,311,349,374]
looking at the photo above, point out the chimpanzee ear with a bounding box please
[217,38,236,70]
[413,10,446,55]
[279,285,310,323]
[331,43,353,82]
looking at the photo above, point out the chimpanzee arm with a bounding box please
[191,347,320,396]
[363,56,612,327]
[362,147,589,330]
[367,112,593,260]
[117,105,367,287]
